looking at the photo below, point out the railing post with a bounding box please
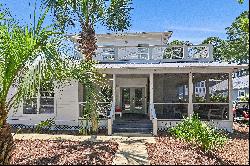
[153,118,157,136]
[112,74,116,120]
[150,73,154,120]
[208,44,214,61]
[149,47,153,60]
[183,45,189,60]
[228,72,233,133]
[114,47,118,60]
[108,117,112,135]
[188,72,193,117]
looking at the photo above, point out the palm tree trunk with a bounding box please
[77,23,97,61]
[78,22,99,139]
[0,105,15,165]
[0,124,14,165]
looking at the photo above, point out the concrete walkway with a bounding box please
[111,136,155,165]
[13,134,155,165]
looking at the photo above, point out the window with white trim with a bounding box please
[23,82,54,114]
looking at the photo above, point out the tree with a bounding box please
[224,11,249,63]
[168,40,193,46]
[237,0,249,33]
[202,37,226,61]
[0,5,72,164]
[42,0,133,138]
[43,0,133,61]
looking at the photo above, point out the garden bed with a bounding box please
[146,123,249,165]
[11,139,118,165]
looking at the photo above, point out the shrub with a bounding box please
[169,114,228,152]
[35,118,55,133]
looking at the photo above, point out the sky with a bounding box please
[1,0,249,44]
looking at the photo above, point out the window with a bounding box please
[238,90,246,97]
[200,81,205,87]
[23,82,54,114]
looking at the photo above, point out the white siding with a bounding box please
[55,80,79,126]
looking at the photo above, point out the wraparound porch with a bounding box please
[83,64,240,135]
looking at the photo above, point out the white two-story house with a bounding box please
[7,32,248,135]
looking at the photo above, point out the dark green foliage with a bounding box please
[202,11,249,63]
[169,114,228,152]
[42,0,133,33]
[210,94,228,103]
[35,117,55,133]
[202,37,226,62]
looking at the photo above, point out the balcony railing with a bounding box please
[90,44,213,62]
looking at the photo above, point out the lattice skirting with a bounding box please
[10,119,108,131]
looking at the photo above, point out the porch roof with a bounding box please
[95,62,249,70]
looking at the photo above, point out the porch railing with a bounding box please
[78,101,111,118]
[93,44,213,62]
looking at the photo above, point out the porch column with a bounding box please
[112,74,116,120]
[149,73,154,120]
[188,72,194,117]
[228,72,233,132]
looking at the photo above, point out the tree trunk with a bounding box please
[77,23,97,61]
[0,124,15,165]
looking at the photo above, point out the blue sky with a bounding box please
[1,0,249,44]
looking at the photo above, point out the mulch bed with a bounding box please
[11,139,118,165]
[11,128,108,136]
[146,123,249,165]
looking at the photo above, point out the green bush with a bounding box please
[35,117,55,133]
[210,94,228,102]
[239,95,249,102]
[169,114,227,152]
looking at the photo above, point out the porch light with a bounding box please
[102,74,107,77]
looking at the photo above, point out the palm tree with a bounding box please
[43,0,133,61]
[42,0,133,138]
[0,6,68,164]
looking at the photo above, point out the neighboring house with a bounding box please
[7,32,248,134]
[211,72,249,101]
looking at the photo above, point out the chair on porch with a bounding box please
[115,105,122,117]
[208,107,227,120]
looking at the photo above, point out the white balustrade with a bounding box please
[94,45,213,62]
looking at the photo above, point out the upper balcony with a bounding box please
[90,44,213,63]
[70,32,213,63]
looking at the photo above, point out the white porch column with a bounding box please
[112,74,116,120]
[149,73,154,120]
[228,72,233,132]
[188,72,194,117]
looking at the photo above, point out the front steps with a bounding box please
[112,119,153,135]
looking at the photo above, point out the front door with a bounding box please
[121,87,146,114]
